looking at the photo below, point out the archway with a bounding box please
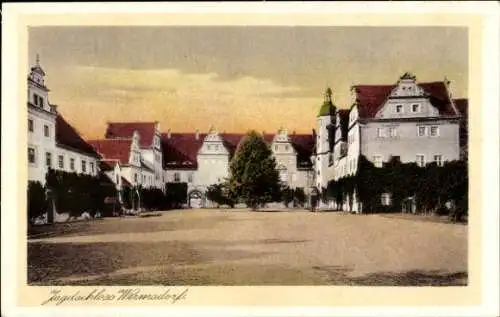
[188,190,204,209]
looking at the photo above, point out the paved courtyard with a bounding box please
[28,209,468,286]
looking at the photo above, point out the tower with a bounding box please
[28,54,52,112]
[315,87,336,191]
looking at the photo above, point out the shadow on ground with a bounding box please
[313,265,467,286]
[28,240,268,285]
[28,215,230,239]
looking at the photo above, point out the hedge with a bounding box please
[325,155,468,218]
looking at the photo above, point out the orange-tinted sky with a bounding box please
[28,26,468,139]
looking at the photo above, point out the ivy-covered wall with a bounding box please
[325,155,468,217]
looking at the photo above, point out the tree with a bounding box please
[228,131,281,210]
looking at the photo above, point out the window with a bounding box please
[377,128,386,138]
[44,124,50,137]
[58,155,64,169]
[395,105,403,113]
[45,152,52,168]
[81,160,87,173]
[207,144,212,151]
[430,126,439,137]
[274,145,278,151]
[134,173,138,183]
[373,155,383,168]
[188,173,193,183]
[381,193,392,206]
[412,104,420,112]
[416,155,425,167]
[70,158,75,171]
[418,126,426,137]
[28,147,36,164]
[174,172,180,182]
[28,119,34,132]
[33,93,43,106]
[285,145,289,151]
[214,144,219,151]
[389,127,397,138]
[434,155,443,166]
[90,162,94,174]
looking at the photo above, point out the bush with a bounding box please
[281,186,295,207]
[44,168,120,218]
[27,181,48,224]
[206,182,235,208]
[293,187,306,207]
[165,182,188,209]
[326,155,468,215]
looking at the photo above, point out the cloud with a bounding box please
[47,66,320,138]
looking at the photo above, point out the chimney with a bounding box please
[167,128,171,139]
[195,129,200,140]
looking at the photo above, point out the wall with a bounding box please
[27,106,56,185]
[360,120,460,165]
[55,146,99,176]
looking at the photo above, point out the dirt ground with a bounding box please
[28,209,468,286]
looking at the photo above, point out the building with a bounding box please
[312,72,464,211]
[27,56,100,185]
[161,127,315,207]
[104,122,164,188]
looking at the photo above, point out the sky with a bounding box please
[28,26,468,139]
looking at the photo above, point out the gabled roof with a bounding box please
[161,132,315,170]
[87,139,132,164]
[105,122,157,148]
[56,114,100,157]
[352,81,459,119]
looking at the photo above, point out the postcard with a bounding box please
[1,2,499,317]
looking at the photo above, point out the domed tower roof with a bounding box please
[317,87,336,117]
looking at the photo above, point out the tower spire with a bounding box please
[324,87,332,103]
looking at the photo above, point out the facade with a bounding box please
[105,122,164,188]
[28,60,465,213]
[312,72,465,212]
[27,56,100,185]
[161,128,315,207]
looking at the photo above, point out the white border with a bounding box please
[2,2,499,317]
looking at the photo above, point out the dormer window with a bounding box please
[395,105,403,113]
[412,104,421,112]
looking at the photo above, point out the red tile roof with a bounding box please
[161,132,314,170]
[353,81,458,119]
[105,122,156,148]
[87,139,132,164]
[55,114,100,157]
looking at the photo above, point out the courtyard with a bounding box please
[28,209,468,286]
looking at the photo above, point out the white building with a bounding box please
[313,72,465,212]
[27,56,100,185]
